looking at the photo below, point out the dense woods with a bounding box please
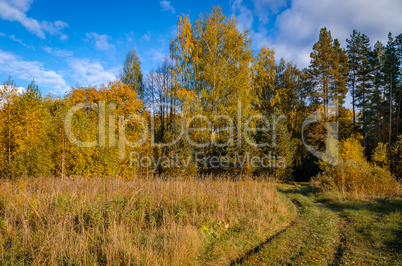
[0,7,401,181]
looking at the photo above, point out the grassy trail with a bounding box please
[233,184,402,265]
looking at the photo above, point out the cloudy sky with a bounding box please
[0,0,401,97]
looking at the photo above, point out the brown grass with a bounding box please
[311,161,401,201]
[0,176,291,265]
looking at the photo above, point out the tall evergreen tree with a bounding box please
[371,41,386,143]
[331,39,349,115]
[394,34,402,137]
[308,28,348,119]
[355,34,374,152]
[346,30,361,134]
[382,33,400,156]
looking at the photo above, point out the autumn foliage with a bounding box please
[0,6,400,186]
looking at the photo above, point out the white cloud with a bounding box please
[0,85,25,94]
[271,0,402,68]
[5,0,32,12]
[148,49,167,62]
[0,0,68,39]
[43,46,73,57]
[252,0,287,24]
[0,32,5,37]
[231,0,254,32]
[143,32,151,41]
[9,34,35,49]
[9,35,26,46]
[59,34,68,41]
[231,0,402,69]
[85,32,116,53]
[68,58,117,86]
[125,31,135,43]
[230,0,402,109]
[41,20,68,36]
[160,1,175,14]
[0,49,68,92]
[0,85,25,107]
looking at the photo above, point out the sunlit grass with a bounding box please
[0,176,291,265]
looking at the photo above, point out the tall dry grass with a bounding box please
[312,138,401,201]
[311,162,401,200]
[0,176,291,265]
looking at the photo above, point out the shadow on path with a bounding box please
[229,221,295,266]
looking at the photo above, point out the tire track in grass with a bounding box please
[331,231,347,266]
[229,221,296,266]
[232,183,402,265]
[230,187,301,265]
[232,184,342,265]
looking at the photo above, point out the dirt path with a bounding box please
[231,184,402,265]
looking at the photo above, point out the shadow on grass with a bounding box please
[229,221,295,266]
[230,184,402,265]
[229,185,306,265]
[280,184,402,259]
[307,185,402,257]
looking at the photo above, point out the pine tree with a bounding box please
[331,39,349,115]
[382,33,400,156]
[308,28,348,119]
[346,30,361,133]
[309,27,334,118]
[355,34,374,153]
[371,41,385,142]
[394,34,402,137]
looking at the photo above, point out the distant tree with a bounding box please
[391,135,402,178]
[355,34,374,153]
[308,28,348,119]
[394,34,402,138]
[382,33,400,156]
[370,41,385,143]
[0,77,18,176]
[11,80,54,177]
[331,39,349,113]
[121,48,145,100]
[170,6,257,174]
[346,30,361,134]
[253,47,276,114]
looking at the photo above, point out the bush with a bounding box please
[391,135,402,179]
[372,142,389,169]
[313,138,400,199]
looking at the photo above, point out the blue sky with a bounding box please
[0,0,401,99]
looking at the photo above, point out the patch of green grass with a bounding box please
[244,185,341,265]
[240,184,402,265]
[314,193,402,265]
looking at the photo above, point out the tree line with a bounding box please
[0,7,401,179]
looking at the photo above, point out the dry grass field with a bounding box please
[0,176,293,265]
